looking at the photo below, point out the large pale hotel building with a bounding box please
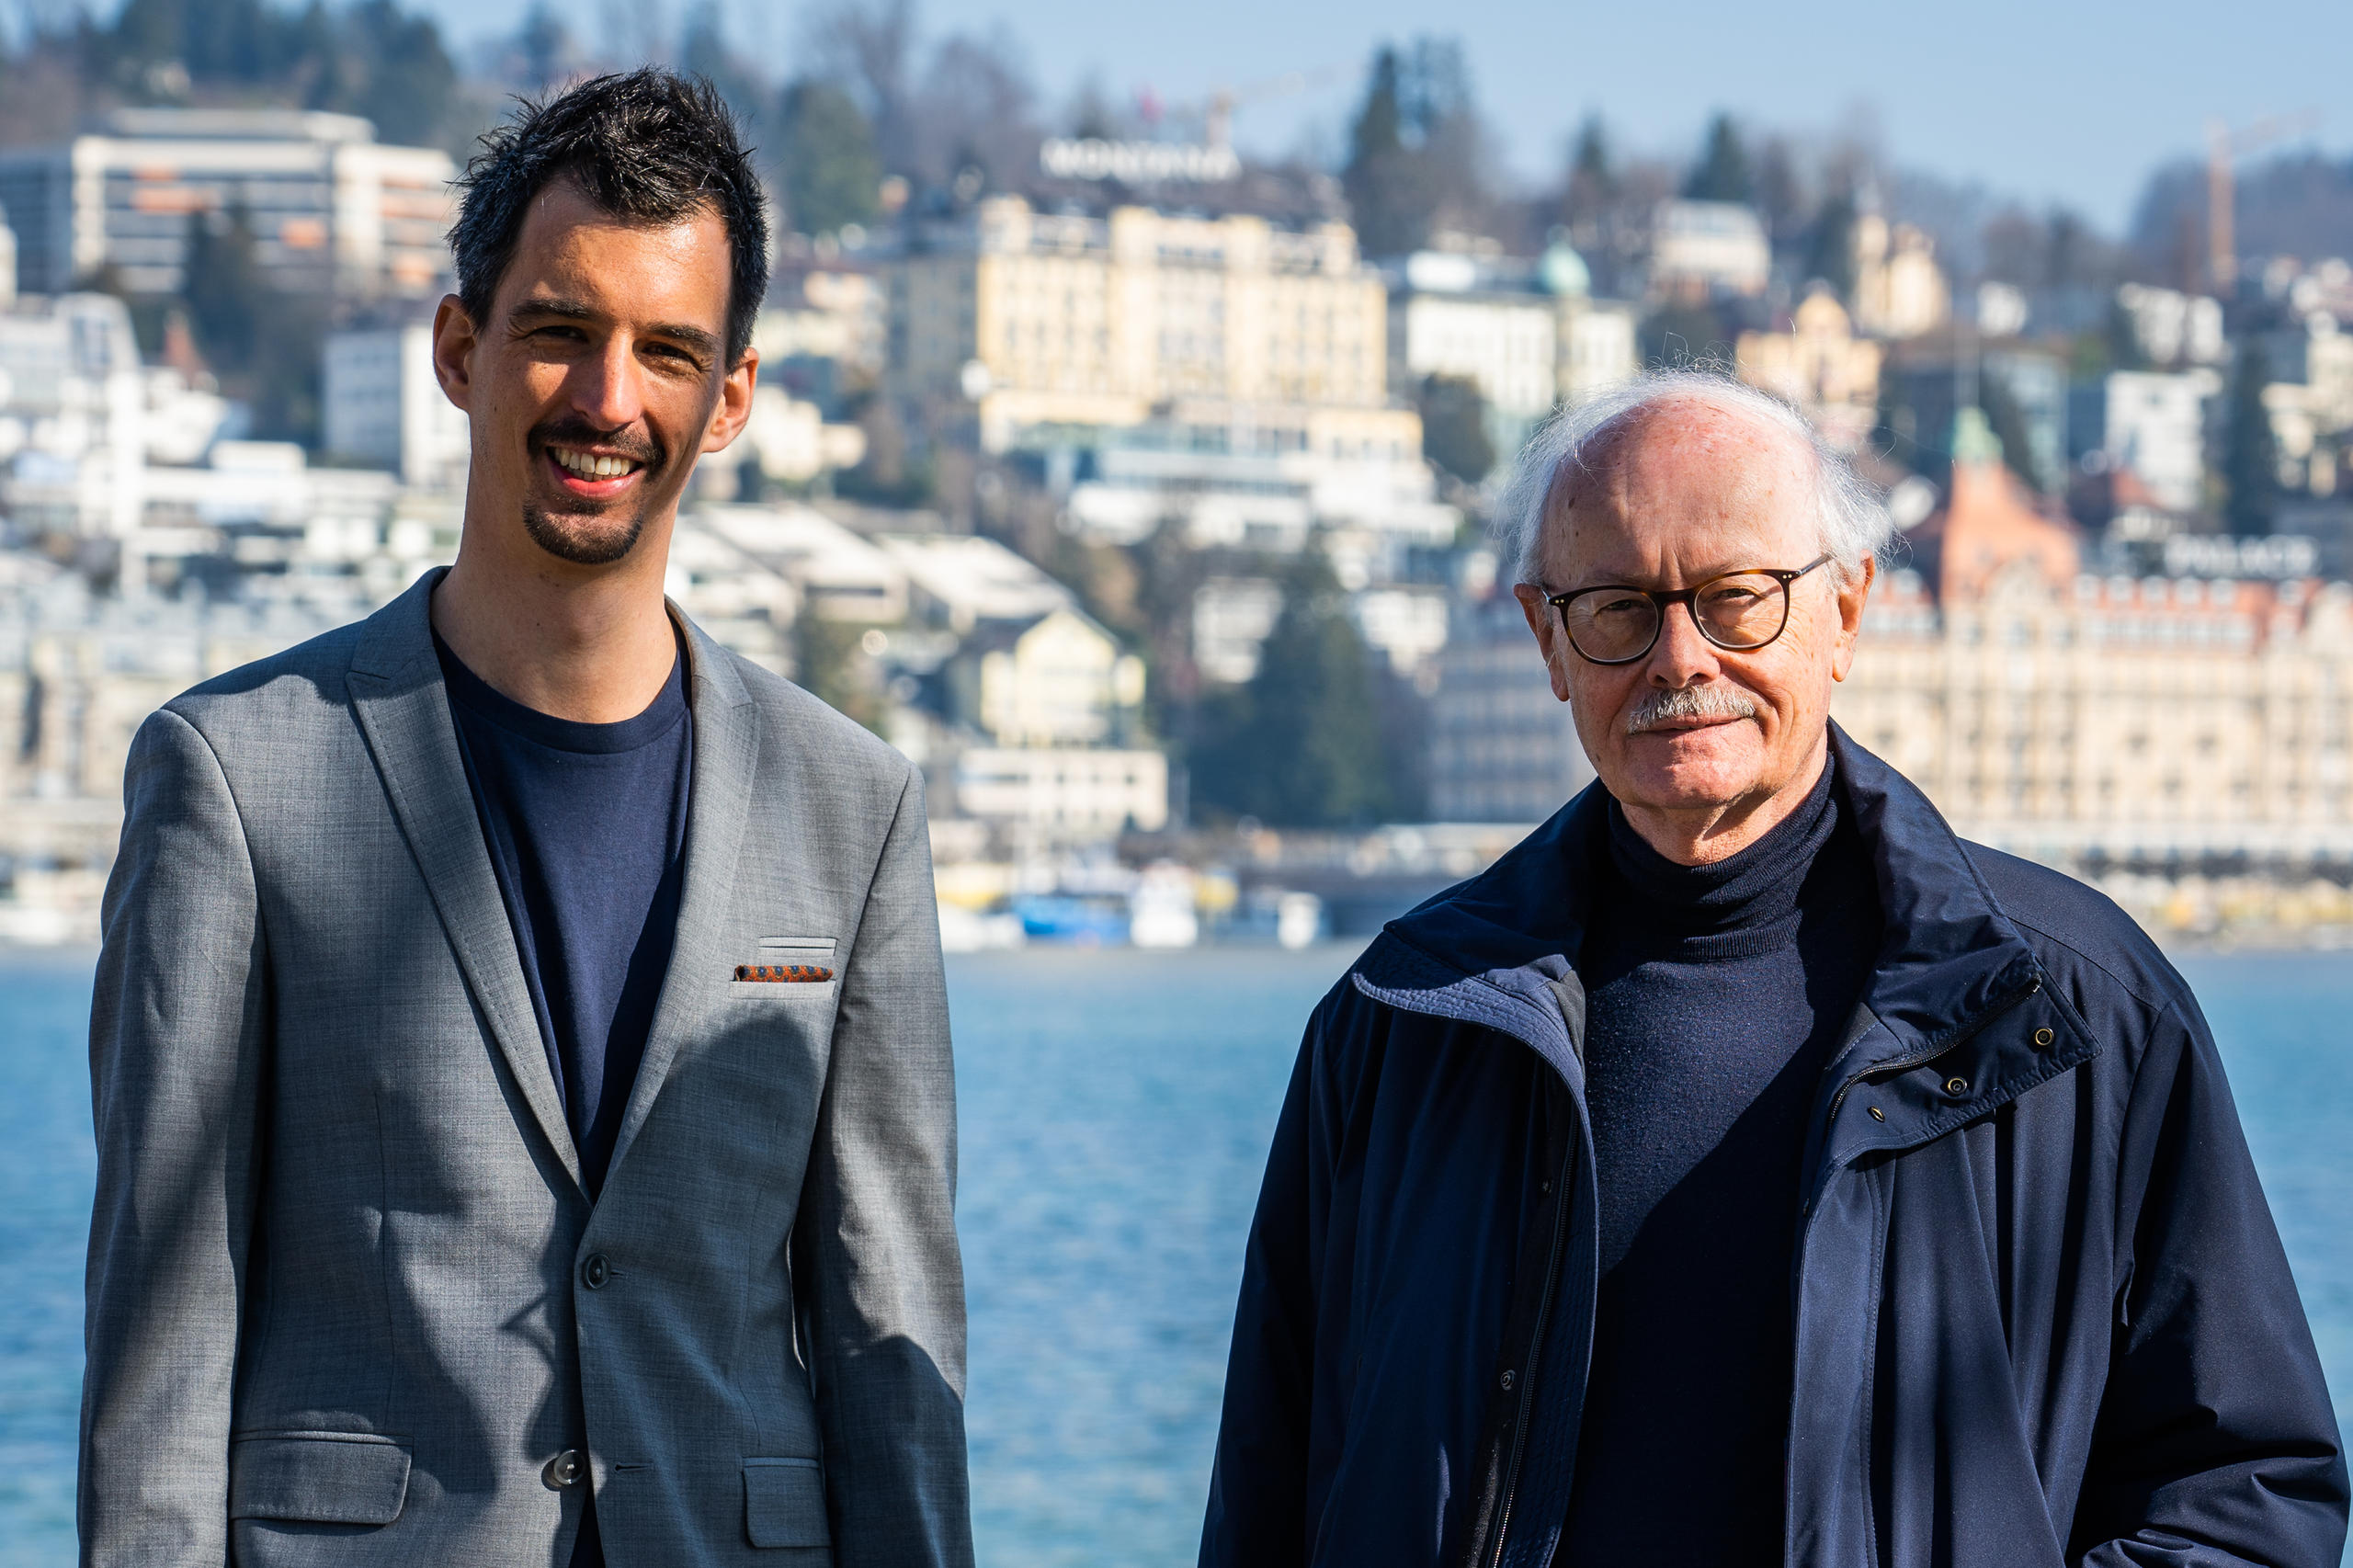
[890,196,1419,460]
[1836,428,2353,867]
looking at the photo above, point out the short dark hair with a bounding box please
[451,68,770,367]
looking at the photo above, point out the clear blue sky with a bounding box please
[424,0,2351,234]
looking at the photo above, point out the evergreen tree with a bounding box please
[340,0,458,148]
[779,78,881,237]
[1979,371,2044,493]
[1684,112,1754,204]
[1340,38,1486,256]
[1341,47,1419,256]
[1416,373,1494,485]
[1561,115,1615,225]
[680,4,771,142]
[2222,340,2279,537]
[1804,190,1858,299]
[182,206,265,375]
[1192,556,1392,828]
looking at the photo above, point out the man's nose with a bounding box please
[1644,599,1722,686]
[570,335,647,430]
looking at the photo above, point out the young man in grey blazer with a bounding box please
[80,70,971,1568]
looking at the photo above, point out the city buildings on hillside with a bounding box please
[2115,284,2228,368]
[323,320,470,487]
[958,606,1144,747]
[1735,286,1882,450]
[2078,370,2213,514]
[1426,593,1595,823]
[2259,312,2353,499]
[0,109,455,299]
[758,264,889,403]
[1836,434,2353,862]
[1849,212,1950,341]
[1647,199,1771,301]
[1882,335,2070,490]
[1382,243,1640,457]
[890,196,1406,458]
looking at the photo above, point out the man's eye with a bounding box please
[1593,596,1649,618]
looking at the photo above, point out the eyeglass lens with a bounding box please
[1565,573,1790,662]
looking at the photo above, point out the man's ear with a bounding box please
[701,347,760,454]
[1512,582,1576,704]
[1830,555,1874,683]
[430,294,476,413]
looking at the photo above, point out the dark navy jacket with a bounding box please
[1200,732,2347,1568]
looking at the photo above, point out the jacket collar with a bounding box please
[347,569,585,1194]
[1357,725,2090,1141]
[345,567,764,1200]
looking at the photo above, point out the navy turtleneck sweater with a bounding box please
[1558,758,1882,1564]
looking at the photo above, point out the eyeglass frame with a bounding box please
[1541,552,1835,666]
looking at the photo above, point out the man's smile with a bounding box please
[543,443,648,498]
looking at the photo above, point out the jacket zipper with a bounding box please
[1483,1140,1578,1568]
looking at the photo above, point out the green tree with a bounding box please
[183,205,266,375]
[1340,38,1483,256]
[2222,340,2279,537]
[778,78,881,237]
[1192,556,1392,828]
[1561,115,1614,225]
[339,0,458,148]
[1804,190,1858,299]
[1684,112,1753,204]
[1978,371,2044,493]
[1416,373,1494,484]
[1341,47,1419,256]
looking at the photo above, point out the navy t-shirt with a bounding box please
[435,631,693,1199]
[1559,759,1881,1563]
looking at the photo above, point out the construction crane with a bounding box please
[1158,65,1348,153]
[2206,109,2323,292]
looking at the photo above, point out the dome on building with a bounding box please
[1539,242,1591,297]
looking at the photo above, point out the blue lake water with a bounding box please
[1,944,2347,1565]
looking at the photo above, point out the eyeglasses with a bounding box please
[1544,554,1833,665]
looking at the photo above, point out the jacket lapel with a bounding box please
[603,611,760,1184]
[346,571,585,1197]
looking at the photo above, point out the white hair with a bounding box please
[1495,369,1895,587]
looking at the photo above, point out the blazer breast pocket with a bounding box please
[730,937,840,1002]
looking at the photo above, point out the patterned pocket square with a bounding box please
[734,963,835,983]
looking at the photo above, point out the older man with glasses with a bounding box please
[1199,371,2347,1568]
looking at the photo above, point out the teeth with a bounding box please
[554,448,637,479]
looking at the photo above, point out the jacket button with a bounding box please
[1868,1105,1885,1121]
[582,1253,611,1290]
[2033,1027,2054,1048]
[1498,1369,1516,1392]
[542,1449,585,1489]
[1945,1075,1970,1095]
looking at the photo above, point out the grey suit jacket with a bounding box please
[81,570,972,1568]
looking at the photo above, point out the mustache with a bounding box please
[1624,683,1759,735]
[531,415,665,471]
